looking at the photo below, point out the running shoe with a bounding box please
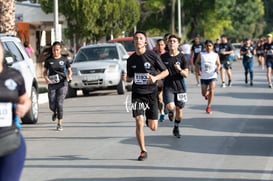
[159,114,165,122]
[221,83,226,88]
[206,106,211,114]
[250,81,253,86]
[269,84,272,89]
[168,111,174,122]
[138,151,148,161]
[52,112,57,121]
[173,126,181,138]
[56,124,63,131]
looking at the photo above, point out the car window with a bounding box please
[2,41,24,62]
[121,41,135,52]
[118,44,128,56]
[74,46,118,62]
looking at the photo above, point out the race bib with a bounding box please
[49,74,60,84]
[134,73,149,85]
[0,103,12,127]
[177,93,187,103]
[220,48,225,53]
[194,47,202,53]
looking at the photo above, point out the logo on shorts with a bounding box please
[124,95,150,112]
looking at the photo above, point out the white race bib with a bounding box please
[134,73,149,85]
[0,103,12,127]
[194,47,202,53]
[177,93,187,103]
[49,74,60,84]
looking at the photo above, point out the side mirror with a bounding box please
[122,54,129,60]
[4,56,14,66]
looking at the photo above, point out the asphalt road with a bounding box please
[21,60,273,181]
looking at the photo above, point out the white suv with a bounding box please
[1,34,39,124]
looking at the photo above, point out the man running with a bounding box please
[195,40,220,113]
[263,33,273,88]
[190,37,204,86]
[218,35,234,88]
[240,38,255,86]
[161,34,188,138]
[126,31,169,161]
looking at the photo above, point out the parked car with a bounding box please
[108,36,155,55]
[231,43,242,61]
[67,43,129,97]
[1,34,39,124]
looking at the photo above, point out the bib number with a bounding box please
[134,73,149,85]
[49,74,60,84]
[177,93,187,103]
[0,103,12,127]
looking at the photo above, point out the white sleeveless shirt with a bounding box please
[200,51,218,79]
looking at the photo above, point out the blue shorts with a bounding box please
[163,88,185,108]
[266,59,273,69]
[200,78,217,86]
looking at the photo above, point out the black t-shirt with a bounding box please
[127,50,167,94]
[161,52,188,93]
[0,66,26,133]
[219,43,233,63]
[44,56,71,83]
[263,42,273,60]
[191,43,204,61]
[240,45,255,61]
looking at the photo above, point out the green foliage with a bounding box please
[40,0,140,44]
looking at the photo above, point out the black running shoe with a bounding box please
[138,151,148,161]
[173,126,181,138]
[52,112,57,121]
[168,111,174,122]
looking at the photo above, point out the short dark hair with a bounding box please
[134,31,147,38]
[221,35,227,38]
[52,41,62,48]
[205,40,214,45]
[168,34,181,43]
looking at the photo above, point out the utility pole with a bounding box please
[54,0,59,41]
[178,0,181,38]
[171,0,175,34]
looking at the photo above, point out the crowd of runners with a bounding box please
[126,31,273,161]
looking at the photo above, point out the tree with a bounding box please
[40,0,140,44]
[0,0,16,34]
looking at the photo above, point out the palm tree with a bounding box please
[0,0,16,34]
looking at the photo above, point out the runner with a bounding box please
[195,40,220,113]
[190,36,204,86]
[218,35,234,88]
[0,40,31,181]
[256,36,265,70]
[43,41,72,131]
[155,39,167,122]
[240,38,256,86]
[263,33,273,88]
[214,38,221,53]
[126,31,169,161]
[161,34,188,138]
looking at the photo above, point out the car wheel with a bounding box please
[22,86,39,124]
[82,89,89,96]
[117,79,125,95]
[66,85,77,98]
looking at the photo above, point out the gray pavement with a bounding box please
[21,60,273,181]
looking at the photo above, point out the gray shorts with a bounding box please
[163,88,186,108]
